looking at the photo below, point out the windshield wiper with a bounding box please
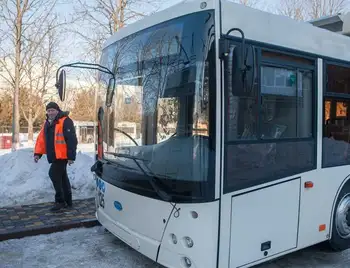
[114,128,139,146]
[104,152,172,202]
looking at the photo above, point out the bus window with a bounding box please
[326,64,350,94]
[224,46,316,192]
[323,63,350,168]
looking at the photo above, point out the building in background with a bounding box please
[74,121,96,144]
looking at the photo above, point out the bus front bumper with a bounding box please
[96,208,161,262]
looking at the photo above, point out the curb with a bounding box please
[0,218,101,242]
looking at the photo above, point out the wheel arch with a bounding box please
[329,173,350,239]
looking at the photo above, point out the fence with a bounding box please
[0,126,42,134]
[0,126,42,148]
[0,125,95,145]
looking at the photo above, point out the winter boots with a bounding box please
[50,193,72,212]
[50,202,66,212]
[65,193,73,208]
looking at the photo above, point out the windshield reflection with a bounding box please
[97,11,216,202]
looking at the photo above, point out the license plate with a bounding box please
[98,190,105,208]
[96,178,106,209]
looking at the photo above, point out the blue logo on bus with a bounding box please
[96,178,106,193]
[114,201,123,211]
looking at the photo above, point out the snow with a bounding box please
[1,226,350,268]
[0,144,96,207]
[0,227,162,268]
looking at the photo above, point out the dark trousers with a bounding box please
[48,160,72,205]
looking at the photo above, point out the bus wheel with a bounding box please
[329,183,350,251]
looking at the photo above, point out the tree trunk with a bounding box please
[12,13,22,151]
[27,107,34,145]
[117,0,125,29]
[93,85,98,144]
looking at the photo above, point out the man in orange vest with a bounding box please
[34,102,78,212]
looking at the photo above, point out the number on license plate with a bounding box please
[98,190,105,208]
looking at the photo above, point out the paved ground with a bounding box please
[1,226,350,268]
[0,198,98,241]
[1,199,350,267]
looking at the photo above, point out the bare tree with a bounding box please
[71,0,159,68]
[70,88,99,121]
[278,0,306,20]
[0,90,13,127]
[236,0,261,8]
[307,0,347,19]
[0,0,54,149]
[69,0,160,143]
[76,0,160,37]
[278,0,348,21]
[21,25,59,144]
[0,0,31,149]
[0,0,78,149]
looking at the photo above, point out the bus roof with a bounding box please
[221,1,350,62]
[103,0,350,63]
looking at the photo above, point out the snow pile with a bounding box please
[0,148,96,207]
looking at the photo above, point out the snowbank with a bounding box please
[0,148,95,207]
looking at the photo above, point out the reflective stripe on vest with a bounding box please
[55,117,68,159]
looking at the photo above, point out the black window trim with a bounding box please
[323,60,350,97]
[224,39,317,144]
[322,60,350,169]
[222,34,348,65]
[222,36,318,193]
[261,57,315,72]
[261,61,315,71]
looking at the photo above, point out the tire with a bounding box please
[329,182,350,251]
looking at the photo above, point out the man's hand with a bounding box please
[68,160,74,166]
[34,155,40,163]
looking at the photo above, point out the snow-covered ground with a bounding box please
[0,227,162,268]
[1,226,350,268]
[0,143,96,207]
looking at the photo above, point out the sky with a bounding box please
[1,0,348,89]
[50,0,349,87]
[56,0,281,63]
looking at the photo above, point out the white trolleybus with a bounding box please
[54,0,350,267]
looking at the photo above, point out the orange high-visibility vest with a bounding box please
[34,117,68,159]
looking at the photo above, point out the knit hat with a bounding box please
[46,102,60,111]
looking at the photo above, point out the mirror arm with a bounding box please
[57,62,114,76]
[55,62,115,89]
[225,28,246,71]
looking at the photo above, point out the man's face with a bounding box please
[47,108,59,120]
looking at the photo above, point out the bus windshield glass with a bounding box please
[98,11,216,202]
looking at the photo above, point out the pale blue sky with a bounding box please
[53,0,349,83]
[56,0,281,64]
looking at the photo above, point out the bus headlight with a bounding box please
[183,236,194,248]
[170,233,177,244]
[181,256,192,267]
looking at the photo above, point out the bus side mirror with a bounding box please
[105,78,116,107]
[56,70,66,101]
[231,45,255,97]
